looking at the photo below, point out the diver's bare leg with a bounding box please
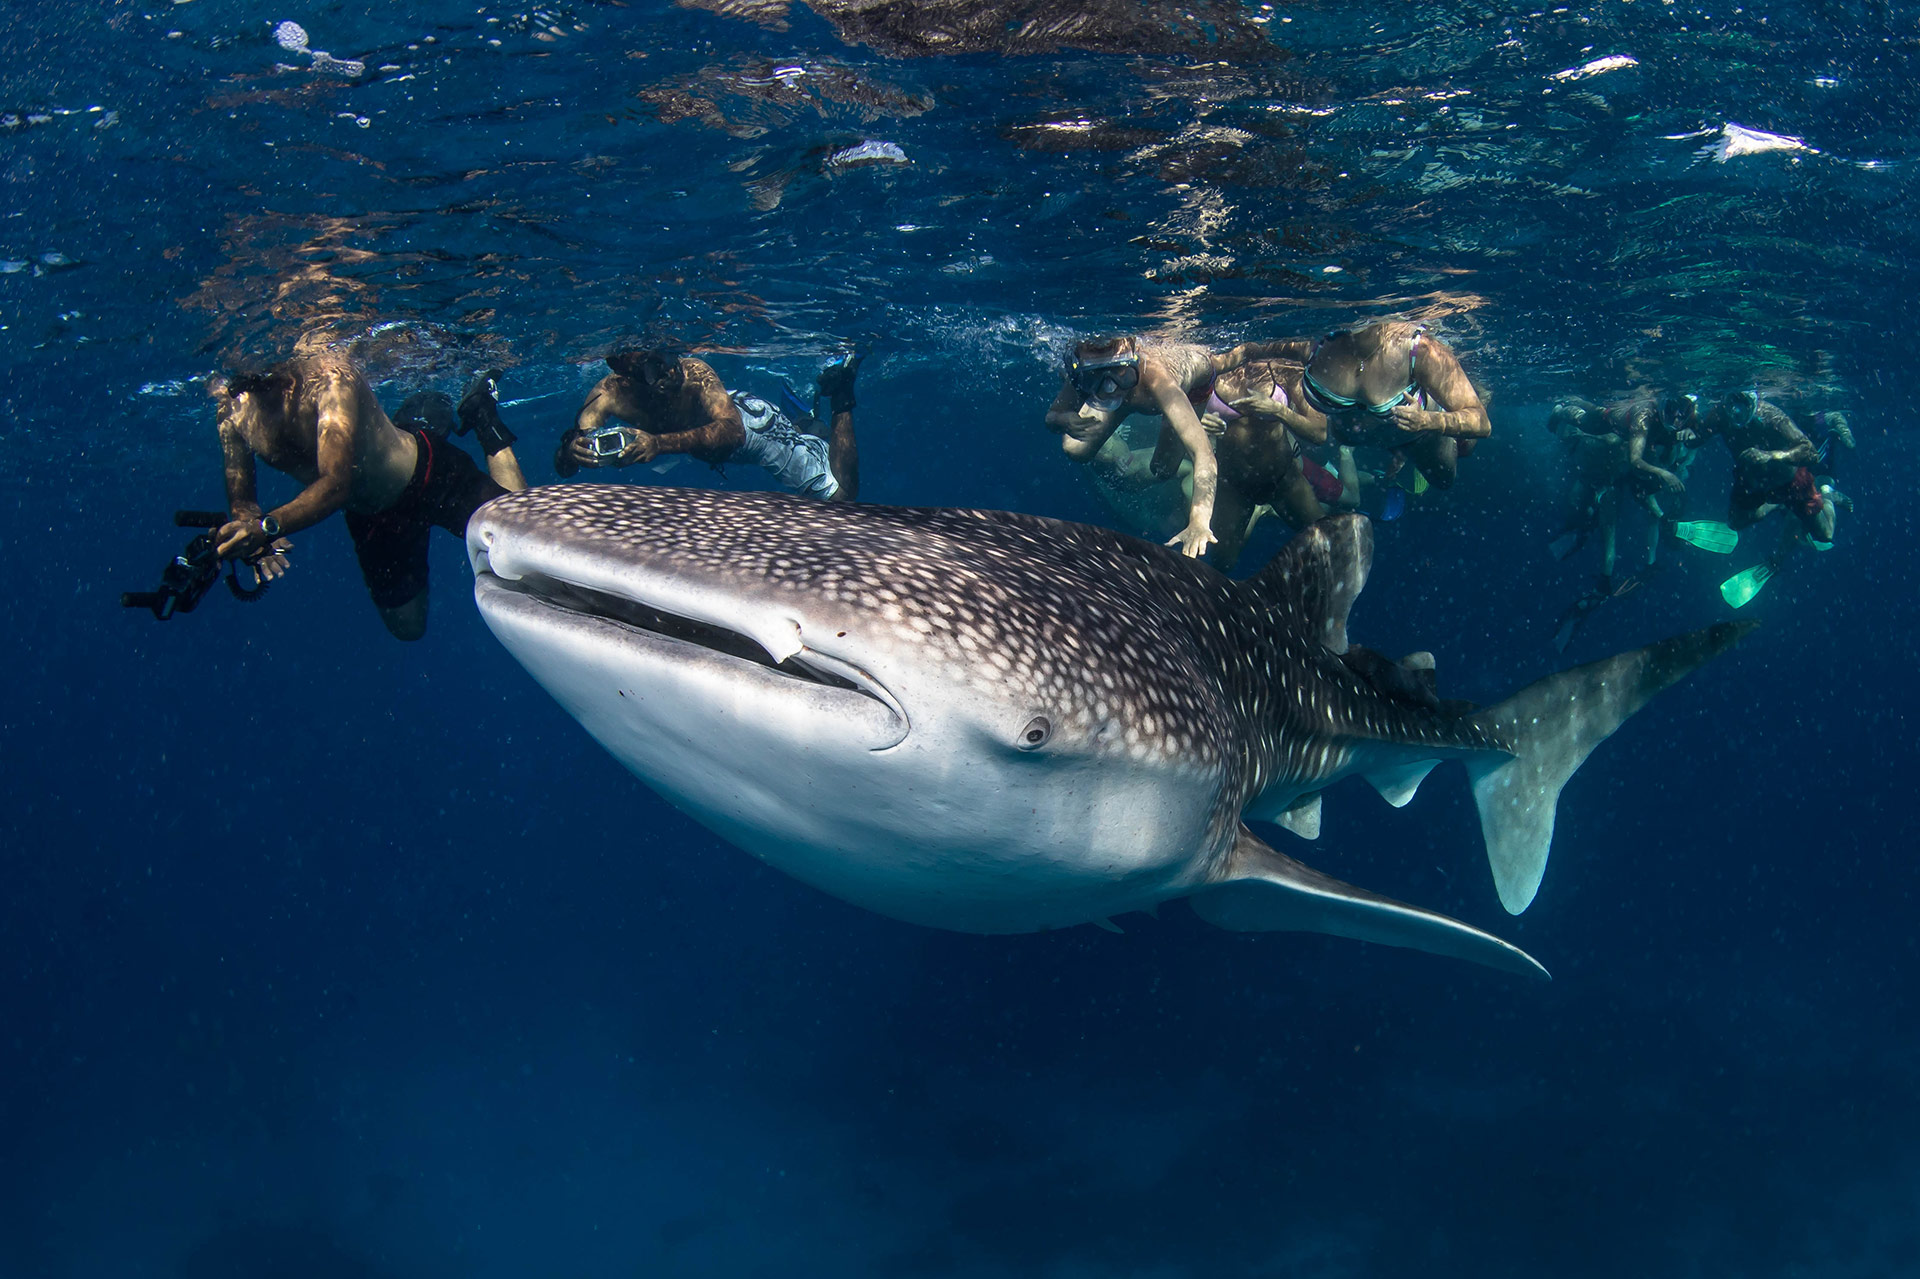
[1208,483,1257,573]
[1600,487,1620,581]
[1406,433,1459,488]
[827,408,859,502]
[486,447,529,492]
[378,591,428,642]
[1335,446,1362,511]
[1273,461,1328,530]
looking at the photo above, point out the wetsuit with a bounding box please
[344,431,504,608]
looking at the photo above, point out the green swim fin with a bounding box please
[1720,562,1775,609]
[1673,520,1738,554]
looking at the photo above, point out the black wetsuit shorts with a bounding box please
[344,431,504,609]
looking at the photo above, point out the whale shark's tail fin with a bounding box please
[1466,621,1755,914]
[1190,825,1547,979]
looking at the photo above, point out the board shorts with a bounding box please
[728,392,838,500]
[344,431,505,609]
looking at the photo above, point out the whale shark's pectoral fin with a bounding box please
[1188,826,1548,979]
[1465,620,1755,915]
[1275,792,1322,839]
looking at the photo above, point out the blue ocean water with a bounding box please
[4,1,1918,1274]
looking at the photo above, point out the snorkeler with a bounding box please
[1544,394,1688,571]
[211,351,528,641]
[1190,357,1338,569]
[1539,393,1692,652]
[1251,320,1491,489]
[557,349,860,501]
[1694,390,1835,543]
[1077,356,1332,570]
[1692,390,1845,608]
[1044,333,1300,557]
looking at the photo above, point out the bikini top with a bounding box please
[1300,326,1426,418]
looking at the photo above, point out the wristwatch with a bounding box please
[259,514,282,538]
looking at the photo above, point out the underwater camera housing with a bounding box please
[586,424,634,459]
[121,509,275,621]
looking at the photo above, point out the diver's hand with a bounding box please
[1168,522,1218,559]
[1829,414,1855,448]
[566,433,614,469]
[1387,403,1433,432]
[1199,410,1228,437]
[1230,393,1286,420]
[620,433,660,465]
[215,518,272,562]
[1656,469,1686,494]
[248,538,294,582]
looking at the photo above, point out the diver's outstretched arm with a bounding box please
[1149,371,1219,558]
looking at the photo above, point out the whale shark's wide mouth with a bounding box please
[475,568,909,735]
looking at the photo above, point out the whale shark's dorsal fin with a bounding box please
[1253,514,1372,655]
[1466,621,1757,913]
[1188,826,1547,979]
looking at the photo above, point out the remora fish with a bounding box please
[470,487,1747,978]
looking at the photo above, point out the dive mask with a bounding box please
[1069,351,1140,410]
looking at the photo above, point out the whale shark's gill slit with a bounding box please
[506,573,861,694]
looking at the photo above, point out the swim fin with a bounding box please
[1720,562,1775,609]
[1673,520,1738,554]
[1548,531,1585,562]
[774,381,815,426]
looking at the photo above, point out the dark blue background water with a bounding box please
[4,2,1917,1274]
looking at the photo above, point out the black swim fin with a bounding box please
[816,351,863,415]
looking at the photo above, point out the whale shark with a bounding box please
[469,486,1748,978]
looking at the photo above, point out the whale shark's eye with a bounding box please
[1019,716,1052,750]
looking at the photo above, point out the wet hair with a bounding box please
[606,348,684,394]
[226,364,303,412]
[1072,334,1132,362]
[392,390,457,440]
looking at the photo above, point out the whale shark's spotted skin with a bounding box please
[476,485,1745,972]
[477,486,1510,868]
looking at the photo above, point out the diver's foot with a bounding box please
[458,369,502,420]
[817,351,862,414]
[458,369,517,453]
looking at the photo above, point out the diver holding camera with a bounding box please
[556,348,861,502]
[121,508,284,620]
[208,352,529,641]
